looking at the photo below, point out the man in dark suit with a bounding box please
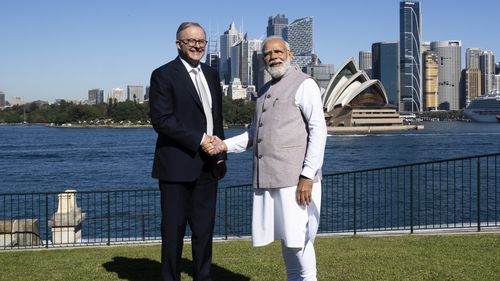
[149,22,226,281]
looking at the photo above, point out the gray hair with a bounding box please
[261,36,291,53]
[176,22,206,40]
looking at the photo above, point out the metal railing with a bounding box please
[1,152,499,249]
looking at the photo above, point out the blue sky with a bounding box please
[1,0,499,103]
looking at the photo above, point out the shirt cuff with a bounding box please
[301,166,317,180]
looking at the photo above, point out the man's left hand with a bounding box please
[296,176,313,206]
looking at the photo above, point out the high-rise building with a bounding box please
[466,48,482,69]
[464,68,481,105]
[422,50,439,111]
[372,41,400,107]
[0,91,5,108]
[219,21,243,84]
[230,37,262,87]
[267,14,288,38]
[127,85,144,103]
[252,51,271,91]
[399,0,422,112]
[109,88,125,103]
[88,88,104,104]
[430,40,462,110]
[285,16,313,69]
[480,50,495,95]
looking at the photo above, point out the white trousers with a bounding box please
[252,181,321,281]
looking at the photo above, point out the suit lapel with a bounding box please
[173,57,203,109]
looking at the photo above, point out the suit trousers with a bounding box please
[159,173,217,281]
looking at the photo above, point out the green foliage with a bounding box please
[0,98,255,125]
[222,96,255,125]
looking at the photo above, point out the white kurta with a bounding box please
[225,78,327,248]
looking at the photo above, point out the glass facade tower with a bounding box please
[372,41,400,106]
[399,1,422,112]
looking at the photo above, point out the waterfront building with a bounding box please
[0,91,5,108]
[88,89,104,105]
[127,85,144,103]
[219,21,243,84]
[496,62,500,75]
[285,16,313,69]
[480,50,495,95]
[144,86,150,102]
[494,74,500,92]
[431,40,462,110]
[267,14,288,38]
[323,58,411,132]
[466,48,482,69]
[423,50,439,111]
[372,41,400,107]
[399,0,422,112]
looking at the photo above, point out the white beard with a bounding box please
[265,60,291,79]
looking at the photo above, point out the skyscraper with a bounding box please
[422,50,439,111]
[88,88,104,104]
[219,21,243,84]
[372,41,400,107]
[430,40,462,110]
[267,14,288,38]
[480,50,495,95]
[466,48,482,69]
[127,85,144,103]
[399,0,422,112]
[285,16,313,69]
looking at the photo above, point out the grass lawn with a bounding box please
[0,233,499,280]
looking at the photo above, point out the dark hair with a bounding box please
[176,22,206,39]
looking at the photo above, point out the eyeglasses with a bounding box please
[178,39,208,47]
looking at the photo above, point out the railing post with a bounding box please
[107,192,111,245]
[410,168,414,234]
[224,187,228,240]
[477,158,481,232]
[45,194,49,248]
[353,175,357,235]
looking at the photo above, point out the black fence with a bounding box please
[1,152,499,249]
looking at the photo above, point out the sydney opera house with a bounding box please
[322,58,421,132]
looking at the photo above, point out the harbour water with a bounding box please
[0,121,499,194]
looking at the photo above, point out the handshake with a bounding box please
[202,135,227,156]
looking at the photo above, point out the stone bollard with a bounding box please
[0,220,14,247]
[13,219,42,246]
[49,189,86,244]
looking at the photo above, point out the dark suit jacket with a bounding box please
[149,56,226,182]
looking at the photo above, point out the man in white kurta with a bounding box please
[204,36,327,281]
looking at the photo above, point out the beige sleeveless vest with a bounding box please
[252,68,311,188]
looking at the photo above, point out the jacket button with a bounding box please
[262,108,267,112]
[266,94,271,98]
[258,155,263,159]
[257,139,262,143]
[259,122,263,127]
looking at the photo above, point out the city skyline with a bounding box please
[1,0,500,102]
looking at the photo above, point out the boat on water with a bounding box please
[463,90,500,123]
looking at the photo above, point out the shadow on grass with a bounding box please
[103,256,250,281]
